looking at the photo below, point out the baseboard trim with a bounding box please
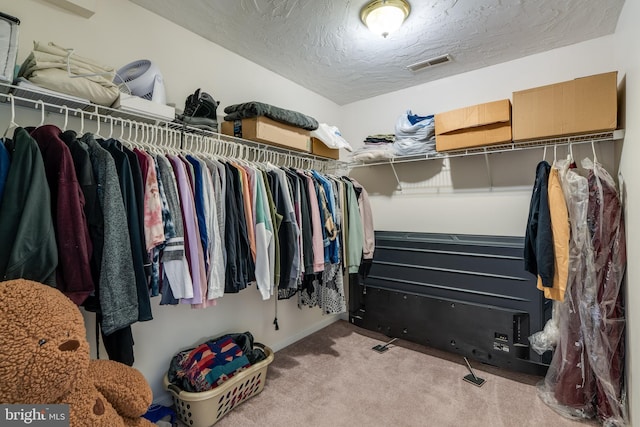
[270,314,341,352]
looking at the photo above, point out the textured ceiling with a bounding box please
[129,0,625,105]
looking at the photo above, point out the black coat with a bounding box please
[524,160,554,287]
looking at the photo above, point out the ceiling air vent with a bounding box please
[406,54,452,72]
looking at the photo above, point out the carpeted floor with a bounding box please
[190,320,595,427]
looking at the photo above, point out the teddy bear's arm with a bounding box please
[88,359,153,420]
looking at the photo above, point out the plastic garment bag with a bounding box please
[536,157,597,420]
[534,157,627,426]
[583,159,627,426]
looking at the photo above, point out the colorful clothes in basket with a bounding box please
[171,337,251,392]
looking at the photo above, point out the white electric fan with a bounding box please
[113,59,166,104]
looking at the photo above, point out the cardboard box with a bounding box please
[311,138,340,160]
[435,99,512,151]
[512,71,617,141]
[221,116,311,153]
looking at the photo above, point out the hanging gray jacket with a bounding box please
[81,133,139,336]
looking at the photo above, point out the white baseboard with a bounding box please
[270,314,341,352]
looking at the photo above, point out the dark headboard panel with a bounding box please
[350,231,551,376]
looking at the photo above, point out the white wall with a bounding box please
[342,36,618,237]
[614,0,640,423]
[0,0,341,404]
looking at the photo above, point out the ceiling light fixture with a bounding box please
[360,0,411,38]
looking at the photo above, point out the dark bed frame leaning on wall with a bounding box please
[349,231,552,376]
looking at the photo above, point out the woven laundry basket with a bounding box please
[164,345,274,427]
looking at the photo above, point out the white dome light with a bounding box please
[361,0,411,38]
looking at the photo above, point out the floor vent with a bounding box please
[406,54,452,72]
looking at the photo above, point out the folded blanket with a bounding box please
[18,41,120,106]
[351,144,395,163]
[224,101,319,130]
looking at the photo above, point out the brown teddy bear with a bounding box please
[0,279,156,427]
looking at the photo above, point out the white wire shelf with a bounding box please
[348,129,625,168]
[0,81,339,168]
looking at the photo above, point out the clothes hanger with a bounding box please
[2,94,18,138]
[568,143,574,164]
[124,120,136,148]
[94,112,102,138]
[37,100,46,127]
[591,140,598,164]
[159,124,169,154]
[133,122,141,149]
[138,123,147,151]
[77,109,85,136]
[60,105,69,131]
[108,116,114,139]
[145,125,155,154]
[119,118,125,141]
[170,129,181,156]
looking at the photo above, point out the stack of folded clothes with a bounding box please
[351,133,396,162]
[17,41,120,106]
[167,332,267,393]
[363,134,395,145]
[223,101,319,131]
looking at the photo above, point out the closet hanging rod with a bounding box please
[0,89,329,174]
[0,82,339,166]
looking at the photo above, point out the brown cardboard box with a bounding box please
[512,71,617,141]
[311,138,340,160]
[220,116,311,152]
[435,99,512,151]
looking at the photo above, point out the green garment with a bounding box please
[344,180,364,274]
[0,128,57,285]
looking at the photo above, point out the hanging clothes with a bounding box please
[0,141,10,204]
[224,162,253,293]
[267,167,299,299]
[168,154,207,305]
[30,124,94,305]
[524,160,554,287]
[584,159,626,426]
[535,157,627,426]
[539,158,596,417]
[135,148,165,253]
[99,138,152,322]
[79,133,139,365]
[60,130,103,304]
[155,155,193,304]
[0,128,57,286]
[253,168,275,300]
[535,165,570,302]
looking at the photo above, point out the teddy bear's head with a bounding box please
[0,279,91,404]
